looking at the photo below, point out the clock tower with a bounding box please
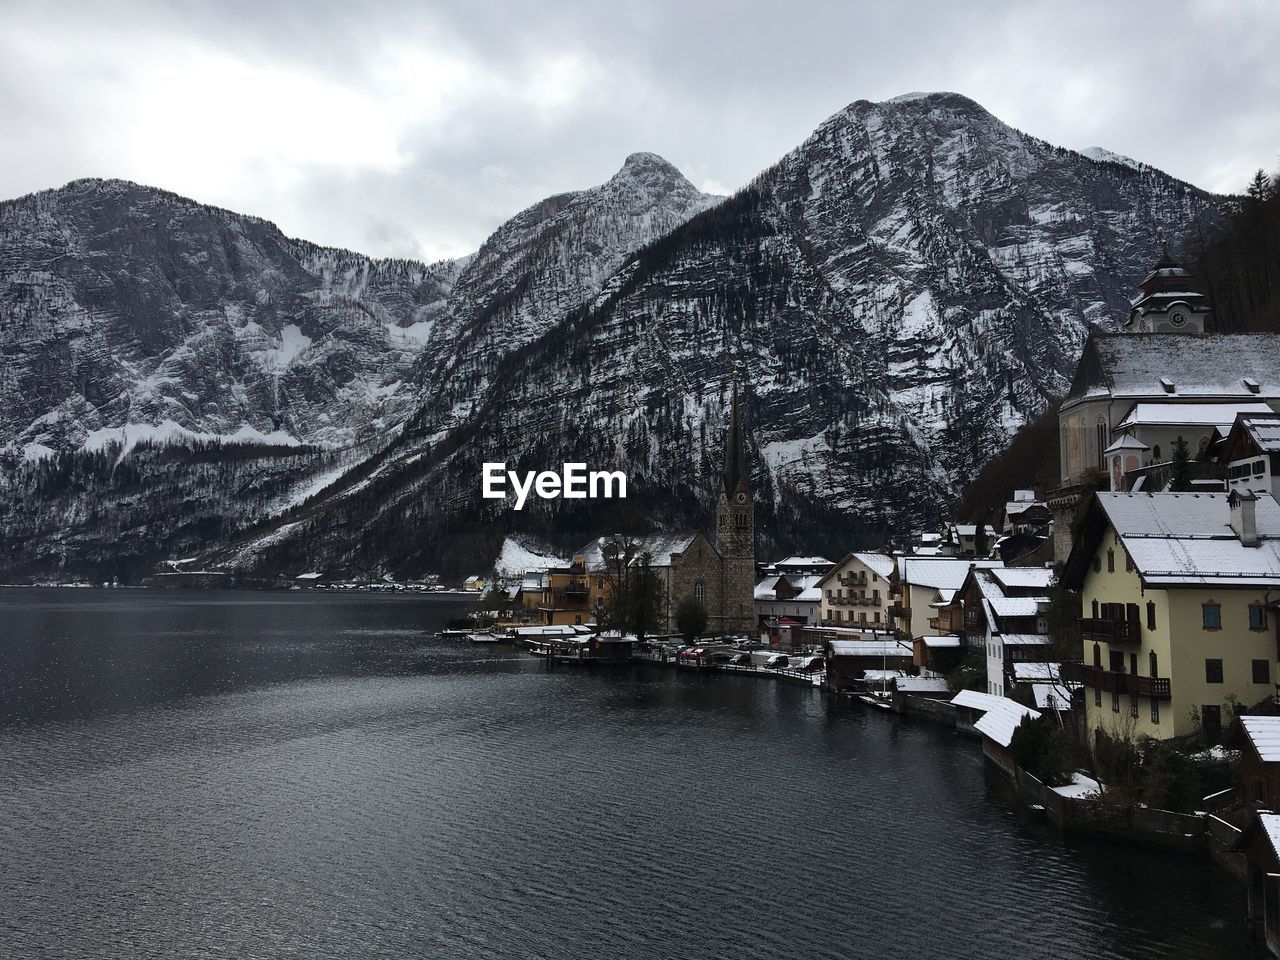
[714,375,756,633]
[1124,248,1211,333]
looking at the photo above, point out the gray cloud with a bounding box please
[2,0,1277,261]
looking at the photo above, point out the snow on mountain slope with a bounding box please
[0,95,1225,580]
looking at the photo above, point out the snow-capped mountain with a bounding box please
[0,94,1224,580]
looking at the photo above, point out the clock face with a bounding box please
[1168,309,1187,328]
[736,493,747,503]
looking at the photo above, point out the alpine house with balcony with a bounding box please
[1061,490,1280,743]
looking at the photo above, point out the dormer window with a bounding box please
[1160,377,1175,393]
[1244,377,1261,394]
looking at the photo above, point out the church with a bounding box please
[573,380,757,635]
[1049,251,1280,560]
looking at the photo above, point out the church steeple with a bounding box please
[722,375,750,498]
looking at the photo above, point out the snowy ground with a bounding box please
[493,537,569,576]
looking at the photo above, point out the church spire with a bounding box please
[722,369,749,498]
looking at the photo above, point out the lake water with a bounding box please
[0,589,1259,959]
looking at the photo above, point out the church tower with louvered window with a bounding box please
[714,376,756,632]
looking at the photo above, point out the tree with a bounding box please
[1169,435,1192,492]
[676,595,708,642]
[597,539,665,640]
[1011,714,1076,787]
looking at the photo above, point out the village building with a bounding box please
[1224,412,1280,500]
[954,566,1054,699]
[945,522,998,558]
[1048,253,1280,561]
[1233,715,1280,811]
[767,555,835,577]
[893,556,1002,643]
[1002,490,1052,536]
[1240,813,1280,957]
[755,573,822,646]
[1061,490,1280,743]
[822,636,915,692]
[814,552,894,629]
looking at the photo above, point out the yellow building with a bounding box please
[1063,490,1280,742]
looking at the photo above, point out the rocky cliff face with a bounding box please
[0,94,1223,580]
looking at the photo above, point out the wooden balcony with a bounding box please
[1062,661,1171,700]
[1080,618,1141,644]
[888,605,907,619]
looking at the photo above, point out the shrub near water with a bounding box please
[1011,715,1077,787]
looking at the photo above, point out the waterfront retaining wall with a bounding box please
[1013,768,1206,853]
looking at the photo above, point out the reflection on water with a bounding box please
[0,589,1259,959]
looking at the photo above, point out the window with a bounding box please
[1092,556,1102,573]
[1094,687,1102,708]
[1129,696,1139,719]
[1107,549,1115,573]
[596,578,604,589]
[1112,690,1120,712]
[1151,699,1160,724]
[1205,658,1224,684]
[1092,643,1102,668]
[734,512,748,529]
[1125,553,1135,573]
[1096,417,1107,470]
[694,581,705,603]
[1254,659,1271,685]
[1152,444,1161,461]
[1202,603,1222,630]
[1092,599,1100,618]
[1146,601,1156,631]
[1250,604,1268,631]
[1149,650,1158,678]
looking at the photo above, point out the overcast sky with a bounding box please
[2,1,1277,261]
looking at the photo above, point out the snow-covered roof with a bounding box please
[902,558,997,591]
[863,669,906,681]
[755,575,784,600]
[950,690,1009,713]
[922,635,962,648]
[1240,715,1280,763]
[1032,683,1075,710]
[827,639,914,658]
[574,533,702,571]
[1004,499,1047,516]
[988,596,1047,618]
[1012,661,1060,681]
[989,568,1055,591]
[1067,333,1280,405]
[1000,633,1053,647]
[1258,813,1280,861]
[795,586,822,602]
[852,552,896,579]
[895,675,951,693]
[1094,492,1280,586]
[1234,414,1280,455]
[775,555,834,568]
[1103,434,1149,454]
[972,700,1040,748]
[1117,401,1274,431]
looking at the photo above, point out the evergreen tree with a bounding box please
[1169,436,1192,492]
[676,595,709,642]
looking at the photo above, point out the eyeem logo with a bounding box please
[482,462,627,511]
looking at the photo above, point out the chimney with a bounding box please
[1230,489,1260,547]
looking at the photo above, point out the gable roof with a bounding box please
[972,700,1041,748]
[1063,491,1280,588]
[902,558,1000,591]
[1240,715,1280,764]
[1063,332,1280,409]
[1117,401,1274,431]
[989,568,1055,591]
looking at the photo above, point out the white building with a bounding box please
[815,552,895,628]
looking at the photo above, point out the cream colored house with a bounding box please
[1062,490,1280,742]
[815,553,894,628]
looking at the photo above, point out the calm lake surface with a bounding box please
[0,588,1258,959]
